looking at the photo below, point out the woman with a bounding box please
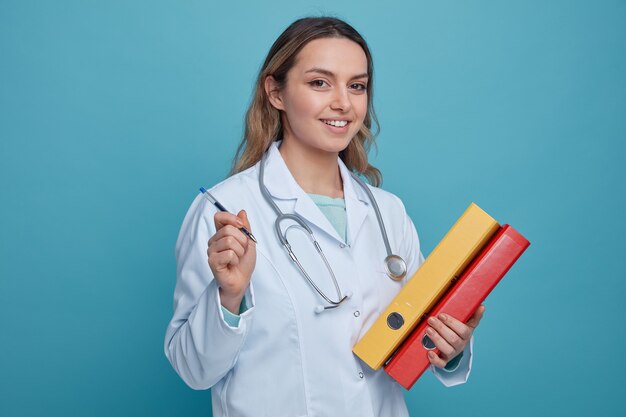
[164,16,485,417]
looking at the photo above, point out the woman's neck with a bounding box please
[279,138,344,199]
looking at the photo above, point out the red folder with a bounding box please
[384,225,530,390]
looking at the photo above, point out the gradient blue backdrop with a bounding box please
[1,1,625,416]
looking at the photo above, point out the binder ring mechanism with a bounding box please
[386,311,437,350]
[386,312,404,330]
[421,334,436,350]
[420,311,437,350]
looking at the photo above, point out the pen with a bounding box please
[199,187,258,243]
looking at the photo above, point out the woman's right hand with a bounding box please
[207,210,256,314]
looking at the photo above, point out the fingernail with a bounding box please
[427,317,437,325]
[237,220,244,227]
[428,352,435,359]
[426,327,435,335]
[439,313,447,321]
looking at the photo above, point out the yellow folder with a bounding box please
[352,203,500,370]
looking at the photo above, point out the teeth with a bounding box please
[323,120,348,127]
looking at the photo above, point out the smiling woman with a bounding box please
[265,37,369,197]
[231,17,382,188]
[164,16,484,417]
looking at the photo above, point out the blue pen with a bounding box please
[199,187,258,243]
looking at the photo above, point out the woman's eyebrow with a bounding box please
[304,67,369,79]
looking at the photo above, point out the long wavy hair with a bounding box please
[230,16,382,186]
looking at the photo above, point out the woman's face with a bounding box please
[267,37,369,155]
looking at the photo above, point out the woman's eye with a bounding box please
[351,83,367,91]
[309,80,328,88]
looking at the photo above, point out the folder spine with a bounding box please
[384,225,530,389]
[353,203,500,370]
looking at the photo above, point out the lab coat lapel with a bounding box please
[262,142,345,243]
[338,158,370,247]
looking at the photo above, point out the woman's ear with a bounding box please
[265,75,285,111]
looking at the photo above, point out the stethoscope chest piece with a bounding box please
[384,254,407,281]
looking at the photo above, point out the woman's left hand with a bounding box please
[426,305,486,368]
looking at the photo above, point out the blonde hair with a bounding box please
[230,17,382,186]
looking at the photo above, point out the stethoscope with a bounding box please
[259,149,407,313]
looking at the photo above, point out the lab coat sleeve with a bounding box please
[398,199,473,387]
[431,336,473,387]
[164,195,256,390]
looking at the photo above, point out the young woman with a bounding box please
[164,16,485,417]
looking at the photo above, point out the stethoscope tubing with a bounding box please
[258,147,406,311]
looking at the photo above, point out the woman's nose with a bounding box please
[330,87,352,112]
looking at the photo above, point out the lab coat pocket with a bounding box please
[221,336,308,417]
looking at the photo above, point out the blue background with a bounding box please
[1,0,624,416]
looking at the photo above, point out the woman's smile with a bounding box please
[320,118,351,133]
